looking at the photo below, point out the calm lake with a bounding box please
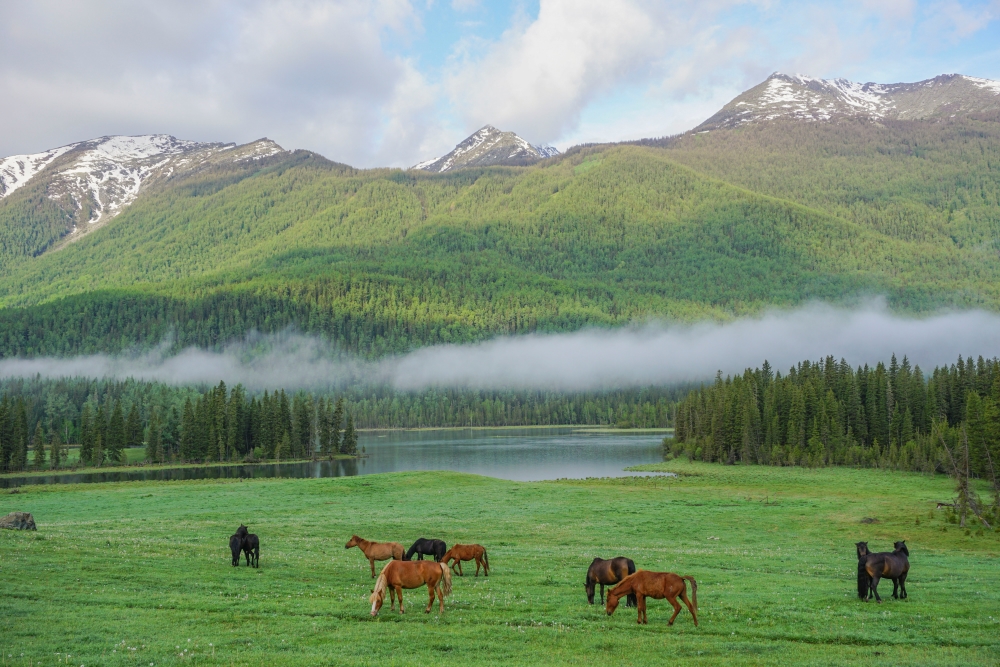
[0,427,670,487]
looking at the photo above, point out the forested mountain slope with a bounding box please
[0,72,999,359]
[0,135,997,358]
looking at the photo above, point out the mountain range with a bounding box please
[0,71,998,358]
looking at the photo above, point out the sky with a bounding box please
[1,0,999,168]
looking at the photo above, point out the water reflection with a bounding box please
[0,427,669,487]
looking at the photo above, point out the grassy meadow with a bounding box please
[1,462,998,666]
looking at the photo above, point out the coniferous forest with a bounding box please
[673,354,1000,476]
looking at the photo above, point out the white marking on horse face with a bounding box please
[371,593,382,616]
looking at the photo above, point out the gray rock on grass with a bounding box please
[0,511,37,530]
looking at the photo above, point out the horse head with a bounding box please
[585,578,595,604]
[855,541,869,560]
[345,535,360,549]
[605,589,621,616]
[894,540,908,556]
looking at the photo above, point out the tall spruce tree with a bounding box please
[342,413,357,455]
[125,403,143,450]
[79,405,94,466]
[332,398,344,454]
[106,400,125,464]
[13,399,29,472]
[180,399,196,461]
[146,409,163,463]
[32,422,46,469]
[49,425,62,470]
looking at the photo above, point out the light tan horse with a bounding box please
[606,570,698,625]
[345,535,404,578]
[369,560,452,615]
[441,544,490,577]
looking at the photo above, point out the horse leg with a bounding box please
[891,577,899,599]
[396,586,404,614]
[899,572,908,599]
[666,594,682,626]
[457,560,463,577]
[475,557,482,577]
[680,587,698,626]
[637,594,647,624]
[870,574,883,603]
[389,586,396,611]
[426,585,435,613]
[369,558,376,578]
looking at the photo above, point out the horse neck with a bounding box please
[356,537,371,552]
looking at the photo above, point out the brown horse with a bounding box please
[345,535,405,577]
[606,570,698,625]
[442,544,490,577]
[369,560,452,615]
[861,541,909,603]
[586,557,636,607]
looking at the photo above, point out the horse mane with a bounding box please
[370,561,392,605]
[895,541,909,556]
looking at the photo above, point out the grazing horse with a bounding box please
[442,544,490,577]
[404,537,447,562]
[229,534,243,567]
[586,557,636,607]
[606,571,698,626]
[860,541,909,603]
[345,535,405,577]
[369,560,452,616]
[242,533,260,568]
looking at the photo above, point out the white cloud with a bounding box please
[0,0,438,167]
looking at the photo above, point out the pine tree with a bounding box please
[125,403,143,450]
[106,400,125,464]
[93,430,103,467]
[146,409,163,463]
[49,425,62,470]
[342,413,357,455]
[180,398,196,461]
[318,397,332,458]
[276,431,290,462]
[13,399,28,472]
[79,405,94,466]
[332,397,344,454]
[32,422,46,470]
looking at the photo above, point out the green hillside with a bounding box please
[1,117,999,357]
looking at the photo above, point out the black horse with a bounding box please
[404,537,447,562]
[585,557,637,607]
[242,533,260,568]
[236,524,249,539]
[229,534,243,567]
[857,541,909,602]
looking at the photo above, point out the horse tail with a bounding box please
[370,562,391,605]
[439,563,453,597]
[483,548,489,573]
[682,576,698,614]
[627,558,636,575]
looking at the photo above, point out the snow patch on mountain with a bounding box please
[0,144,75,197]
[413,125,560,173]
[698,72,1000,131]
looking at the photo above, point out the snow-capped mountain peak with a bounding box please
[414,125,560,172]
[0,134,289,248]
[697,72,1000,131]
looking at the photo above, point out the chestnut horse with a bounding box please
[606,571,698,625]
[345,535,405,577]
[442,544,490,577]
[859,541,909,603]
[369,560,452,615]
[586,557,636,607]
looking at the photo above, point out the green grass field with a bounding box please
[1,462,998,666]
